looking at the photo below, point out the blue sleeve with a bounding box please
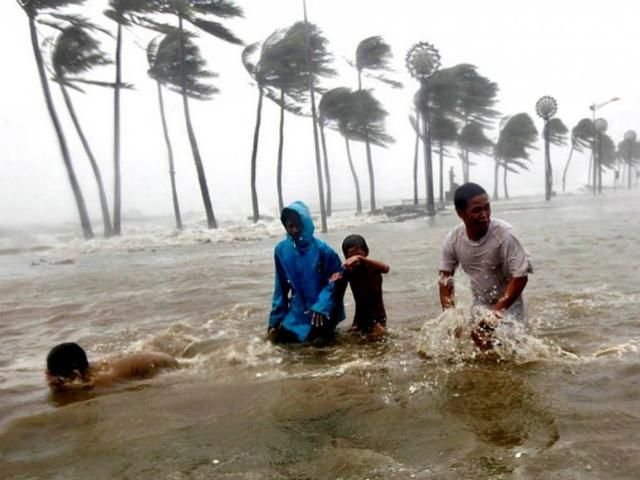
[310,247,343,317]
[269,251,289,329]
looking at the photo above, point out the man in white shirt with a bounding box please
[439,183,532,349]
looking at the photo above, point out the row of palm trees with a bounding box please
[18,0,640,239]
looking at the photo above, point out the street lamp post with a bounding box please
[624,130,637,190]
[535,96,558,201]
[588,97,619,195]
[594,118,608,194]
[406,42,441,216]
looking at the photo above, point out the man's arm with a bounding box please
[343,255,390,274]
[493,276,528,315]
[439,270,455,310]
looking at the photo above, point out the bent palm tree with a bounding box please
[105,0,156,235]
[544,117,568,197]
[352,36,401,212]
[561,118,592,192]
[147,35,182,230]
[18,0,93,239]
[452,65,499,182]
[148,30,220,227]
[494,113,537,200]
[319,87,361,213]
[141,0,244,229]
[52,24,113,237]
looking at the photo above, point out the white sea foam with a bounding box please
[2,210,391,256]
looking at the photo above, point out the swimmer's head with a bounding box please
[46,342,89,386]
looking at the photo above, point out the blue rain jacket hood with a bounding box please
[269,201,345,341]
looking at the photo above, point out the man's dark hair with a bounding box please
[280,208,302,226]
[342,234,369,257]
[46,342,89,378]
[454,182,487,211]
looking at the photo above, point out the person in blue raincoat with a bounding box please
[267,201,345,343]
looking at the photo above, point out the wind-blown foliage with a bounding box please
[452,64,499,182]
[352,36,399,212]
[319,87,363,214]
[494,113,538,199]
[143,0,244,229]
[146,33,183,230]
[18,0,94,239]
[260,21,335,212]
[561,118,593,191]
[52,24,113,237]
[541,117,568,200]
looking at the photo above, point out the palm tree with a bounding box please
[561,118,593,192]
[618,135,640,189]
[52,24,113,238]
[494,113,538,200]
[351,36,401,212]
[264,21,334,213]
[453,65,499,183]
[319,87,362,213]
[458,121,493,180]
[138,0,244,229]
[147,31,219,228]
[104,0,156,235]
[596,133,616,191]
[346,90,394,211]
[147,34,182,230]
[409,109,421,205]
[17,0,93,239]
[431,116,459,205]
[241,32,287,222]
[543,117,568,198]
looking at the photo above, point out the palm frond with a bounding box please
[190,17,243,45]
[355,35,393,72]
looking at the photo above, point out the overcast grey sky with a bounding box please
[2,0,638,227]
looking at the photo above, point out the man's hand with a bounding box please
[470,311,502,351]
[311,312,326,327]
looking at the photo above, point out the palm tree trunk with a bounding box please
[364,133,376,212]
[28,14,93,240]
[345,137,362,214]
[413,112,420,205]
[561,144,575,192]
[276,91,285,212]
[438,140,444,205]
[358,71,376,213]
[319,123,332,216]
[587,149,593,188]
[544,121,551,201]
[503,165,509,200]
[493,157,500,200]
[60,82,112,237]
[113,22,122,235]
[179,15,216,228]
[463,149,470,183]
[156,82,182,230]
[249,87,264,223]
[421,89,435,216]
[302,0,328,232]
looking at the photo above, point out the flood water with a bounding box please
[1,191,639,479]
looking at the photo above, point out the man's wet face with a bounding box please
[284,218,301,239]
[459,193,491,232]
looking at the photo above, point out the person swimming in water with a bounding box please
[45,342,179,392]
